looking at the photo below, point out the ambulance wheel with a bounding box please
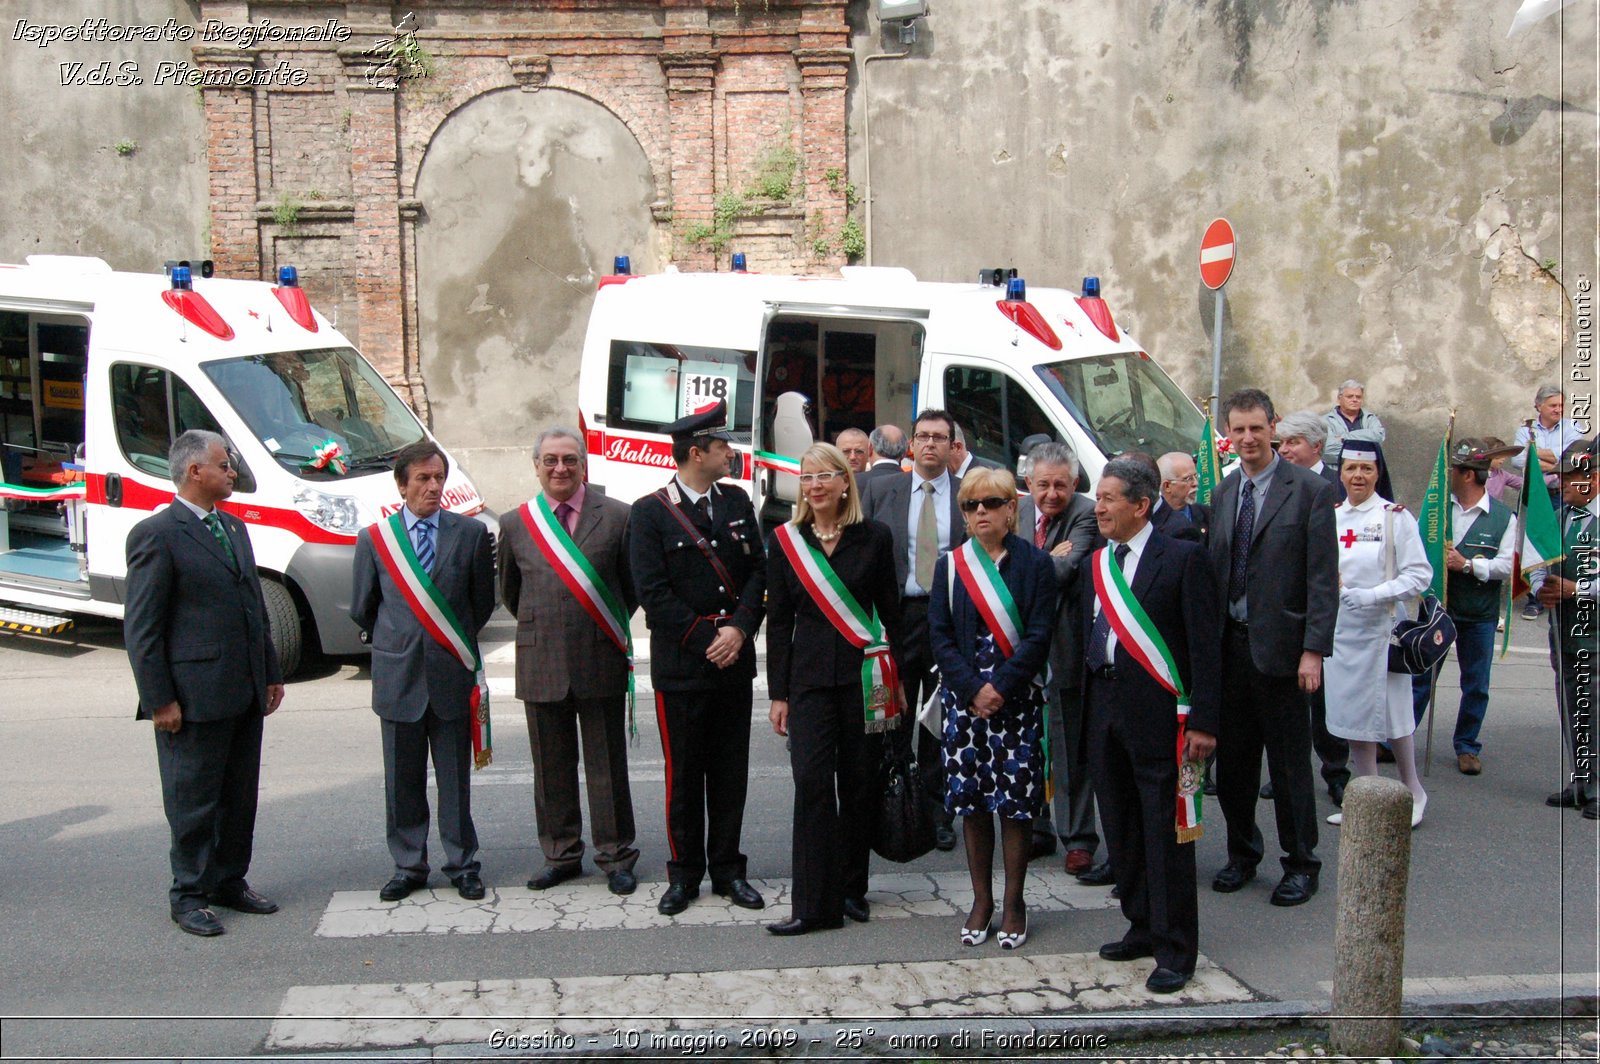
[260,577,304,678]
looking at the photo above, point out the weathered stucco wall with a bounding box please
[851,1,1598,499]
[0,0,208,269]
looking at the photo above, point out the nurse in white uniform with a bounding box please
[1324,437,1433,828]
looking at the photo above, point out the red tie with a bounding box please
[555,501,575,535]
[1035,512,1049,549]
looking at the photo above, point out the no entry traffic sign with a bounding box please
[1200,218,1236,290]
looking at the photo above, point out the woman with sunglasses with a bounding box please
[764,442,907,935]
[930,467,1059,949]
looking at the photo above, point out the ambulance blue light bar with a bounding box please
[278,266,300,287]
[613,256,631,275]
[170,265,193,291]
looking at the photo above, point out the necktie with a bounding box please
[555,501,575,536]
[1228,480,1256,603]
[915,480,939,590]
[204,512,237,568]
[415,519,435,574]
[1035,512,1049,550]
[1086,544,1130,671]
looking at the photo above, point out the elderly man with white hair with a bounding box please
[1322,380,1385,468]
[1275,410,1343,500]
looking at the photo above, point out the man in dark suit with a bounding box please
[863,424,907,482]
[1154,452,1211,543]
[860,408,968,849]
[1207,389,1338,908]
[950,423,1002,478]
[1018,441,1101,874]
[352,439,496,903]
[1075,457,1220,994]
[499,427,639,896]
[629,400,767,915]
[125,430,284,937]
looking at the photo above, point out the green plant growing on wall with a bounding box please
[113,140,138,157]
[837,216,865,261]
[273,192,304,236]
[684,191,750,252]
[747,135,799,202]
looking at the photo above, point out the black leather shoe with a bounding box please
[528,864,582,891]
[714,878,765,910]
[658,883,699,915]
[1211,862,1257,893]
[379,875,425,902]
[934,825,957,851]
[1146,967,1191,994]
[608,869,638,895]
[452,873,486,900]
[766,916,843,936]
[1201,772,1217,797]
[843,896,870,923]
[1583,800,1599,821]
[209,887,279,914]
[1098,939,1155,962]
[1376,745,1396,763]
[1259,780,1275,800]
[172,908,225,937]
[1269,872,1318,907]
[1548,785,1583,808]
[1076,861,1116,886]
[1328,779,1347,806]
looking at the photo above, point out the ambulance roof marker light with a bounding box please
[278,266,299,287]
[614,256,631,275]
[170,265,193,291]
[273,263,319,333]
[994,274,1063,352]
[162,265,235,341]
[731,252,748,272]
[1005,277,1026,301]
[1076,274,1121,342]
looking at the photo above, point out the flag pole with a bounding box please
[1501,418,1536,660]
[1422,409,1456,777]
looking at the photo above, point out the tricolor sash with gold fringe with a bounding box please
[370,513,493,768]
[1091,545,1202,841]
[772,522,904,731]
[519,495,637,739]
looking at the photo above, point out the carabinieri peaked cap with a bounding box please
[665,398,735,443]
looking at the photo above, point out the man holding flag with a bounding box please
[1411,438,1520,776]
[499,428,640,896]
[1530,438,1599,819]
[1075,457,1221,994]
[352,440,497,902]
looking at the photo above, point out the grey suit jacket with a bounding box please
[498,491,637,703]
[859,470,968,593]
[351,510,496,722]
[1019,492,1098,684]
[860,461,903,484]
[1206,461,1339,676]
[125,503,281,722]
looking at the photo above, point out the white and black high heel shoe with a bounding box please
[997,916,1029,950]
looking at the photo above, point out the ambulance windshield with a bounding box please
[203,347,425,479]
[1033,352,1206,459]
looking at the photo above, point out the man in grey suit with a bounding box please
[862,424,907,483]
[125,430,284,937]
[1207,389,1339,908]
[1018,441,1101,874]
[498,427,640,896]
[860,408,968,849]
[352,439,496,903]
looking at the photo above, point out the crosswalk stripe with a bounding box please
[315,869,1118,938]
[266,951,1253,1051]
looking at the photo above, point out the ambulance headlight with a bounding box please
[293,487,365,535]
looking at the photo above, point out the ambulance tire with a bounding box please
[260,576,304,679]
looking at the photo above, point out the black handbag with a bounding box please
[872,741,937,863]
[1381,508,1457,674]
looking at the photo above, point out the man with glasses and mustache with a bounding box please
[860,408,969,850]
[498,428,640,897]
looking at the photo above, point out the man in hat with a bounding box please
[629,400,769,913]
[1410,438,1521,776]
[1532,437,1599,819]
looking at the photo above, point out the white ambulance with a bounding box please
[575,262,1209,520]
[0,255,489,674]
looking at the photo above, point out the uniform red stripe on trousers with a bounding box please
[655,692,678,862]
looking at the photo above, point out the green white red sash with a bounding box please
[519,495,637,738]
[369,513,493,769]
[1091,545,1202,841]
[772,522,904,732]
[0,480,86,502]
[753,450,802,476]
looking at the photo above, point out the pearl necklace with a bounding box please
[813,526,841,543]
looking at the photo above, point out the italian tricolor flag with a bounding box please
[1504,436,1565,656]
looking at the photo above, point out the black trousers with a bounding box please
[894,595,954,829]
[154,710,264,913]
[1215,626,1321,877]
[524,694,638,874]
[654,679,752,888]
[1309,684,1351,789]
[787,683,880,922]
[382,706,479,881]
[1549,616,1597,801]
[1086,674,1198,975]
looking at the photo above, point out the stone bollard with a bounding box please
[1329,775,1414,1058]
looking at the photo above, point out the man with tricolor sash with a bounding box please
[499,427,641,896]
[351,439,496,903]
[1074,457,1220,995]
[629,401,768,915]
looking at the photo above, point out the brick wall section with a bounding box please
[196,0,852,407]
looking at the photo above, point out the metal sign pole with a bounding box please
[1210,287,1225,424]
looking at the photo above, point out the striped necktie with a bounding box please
[414,519,435,574]
[204,512,237,568]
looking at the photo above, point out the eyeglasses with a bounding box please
[1168,473,1199,483]
[960,496,1013,513]
[539,454,582,468]
[913,432,951,444]
[797,471,844,485]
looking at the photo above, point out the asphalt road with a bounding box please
[0,610,1594,1060]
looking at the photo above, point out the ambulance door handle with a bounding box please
[106,473,123,507]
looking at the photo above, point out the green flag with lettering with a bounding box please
[1416,433,1452,601]
[1196,413,1220,506]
